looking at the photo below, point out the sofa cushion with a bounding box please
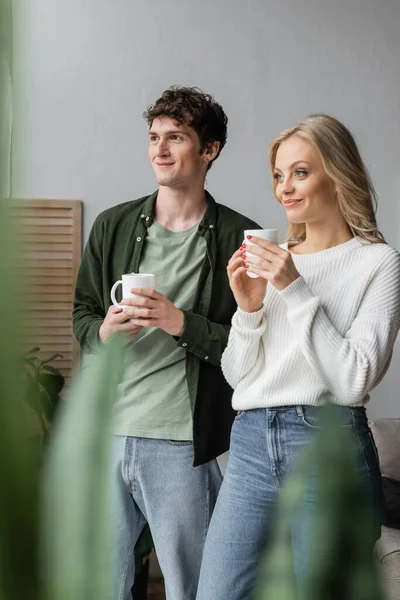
[375,526,400,600]
[369,420,400,481]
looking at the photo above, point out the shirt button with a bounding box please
[209,224,214,229]
[145,216,150,221]
[136,236,142,242]
[182,342,187,347]
[140,214,145,218]
[204,355,209,360]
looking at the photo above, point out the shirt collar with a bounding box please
[139,190,217,231]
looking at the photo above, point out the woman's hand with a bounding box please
[227,244,268,312]
[243,236,300,291]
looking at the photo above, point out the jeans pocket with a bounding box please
[297,405,353,429]
[353,428,381,473]
[368,431,381,467]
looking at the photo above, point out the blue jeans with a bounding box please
[196,406,383,600]
[110,436,222,600]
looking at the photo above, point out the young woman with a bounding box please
[196,114,400,600]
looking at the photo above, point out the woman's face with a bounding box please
[273,135,338,225]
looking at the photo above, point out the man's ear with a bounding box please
[203,141,220,164]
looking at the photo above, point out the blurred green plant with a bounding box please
[40,335,125,600]
[254,405,384,600]
[0,220,41,598]
[0,211,150,600]
[1,1,152,597]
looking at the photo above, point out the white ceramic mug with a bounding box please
[243,229,279,278]
[110,273,155,309]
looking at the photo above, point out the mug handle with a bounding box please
[110,280,122,306]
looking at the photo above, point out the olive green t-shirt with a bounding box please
[111,219,206,440]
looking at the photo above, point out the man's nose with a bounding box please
[156,138,169,155]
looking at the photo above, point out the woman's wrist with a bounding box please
[237,302,264,314]
[238,303,263,313]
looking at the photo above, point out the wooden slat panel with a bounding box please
[27,320,72,328]
[36,359,72,369]
[25,327,73,336]
[21,259,74,268]
[28,293,72,302]
[21,234,73,244]
[22,269,73,278]
[13,208,73,218]
[23,242,73,252]
[20,352,73,364]
[28,302,73,311]
[29,285,72,295]
[14,199,78,209]
[24,335,74,345]
[18,218,73,226]
[20,344,73,354]
[20,226,73,235]
[14,199,82,381]
[25,276,73,286]
[71,202,82,366]
[29,311,72,320]
[22,252,73,260]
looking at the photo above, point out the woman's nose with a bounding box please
[281,177,295,194]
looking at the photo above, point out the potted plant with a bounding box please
[20,347,65,448]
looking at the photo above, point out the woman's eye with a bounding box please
[273,172,283,182]
[295,169,308,177]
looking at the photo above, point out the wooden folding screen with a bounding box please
[13,200,82,382]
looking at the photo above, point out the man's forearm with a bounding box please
[176,310,230,367]
[73,310,104,354]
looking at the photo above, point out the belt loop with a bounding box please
[349,406,356,427]
[295,405,303,418]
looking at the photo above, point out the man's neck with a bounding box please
[154,185,208,232]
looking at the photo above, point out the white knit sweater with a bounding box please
[222,237,400,409]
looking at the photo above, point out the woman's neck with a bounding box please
[290,221,353,255]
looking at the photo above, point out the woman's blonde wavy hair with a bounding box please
[268,114,385,244]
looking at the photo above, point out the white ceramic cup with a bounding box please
[243,229,279,278]
[110,273,155,310]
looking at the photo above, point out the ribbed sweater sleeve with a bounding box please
[278,251,400,404]
[221,304,266,389]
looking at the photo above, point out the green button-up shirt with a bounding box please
[73,190,260,465]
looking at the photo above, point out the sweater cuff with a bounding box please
[278,276,315,308]
[232,305,265,330]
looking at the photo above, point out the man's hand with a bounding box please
[99,305,143,343]
[121,288,185,336]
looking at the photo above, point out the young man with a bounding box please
[73,86,260,599]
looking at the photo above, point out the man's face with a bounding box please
[148,116,208,188]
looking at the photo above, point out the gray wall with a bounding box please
[12,0,400,418]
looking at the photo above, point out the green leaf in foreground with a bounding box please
[254,405,384,600]
[40,336,125,600]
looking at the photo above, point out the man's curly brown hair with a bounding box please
[143,86,228,171]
